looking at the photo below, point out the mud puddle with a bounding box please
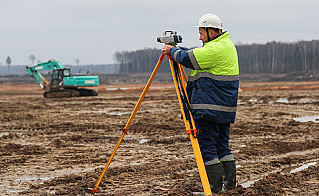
[283,161,318,174]
[292,115,319,123]
[139,139,150,144]
[276,98,289,103]
[0,132,9,137]
[243,97,315,104]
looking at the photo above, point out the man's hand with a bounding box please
[162,45,175,55]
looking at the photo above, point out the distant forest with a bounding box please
[113,40,319,74]
[113,48,172,73]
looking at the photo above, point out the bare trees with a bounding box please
[114,40,319,74]
[29,55,36,64]
[114,48,170,73]
[237,40,319,74]
[6,56,12,74]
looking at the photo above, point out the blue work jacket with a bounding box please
[170,32,239,124]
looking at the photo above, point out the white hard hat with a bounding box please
[194,14,222,29]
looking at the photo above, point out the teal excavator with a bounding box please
[26,59,99,98]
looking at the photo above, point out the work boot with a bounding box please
[222,160,236,191]
[205,162,224,194]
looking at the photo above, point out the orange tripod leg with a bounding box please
[168,57,212,196]
[90,53,165,195]
[179,63,188,84]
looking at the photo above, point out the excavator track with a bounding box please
[44,89,80,98]
[44,89,98,98]
[78,89,98,96]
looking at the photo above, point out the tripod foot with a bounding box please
[88,188,99,195]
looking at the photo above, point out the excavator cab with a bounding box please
[51,68,71,89]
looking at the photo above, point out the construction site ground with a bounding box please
[0,82,318,195]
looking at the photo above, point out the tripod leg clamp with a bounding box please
[187,129,197,137]
[123,128,128,135]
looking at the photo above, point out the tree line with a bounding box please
[113,40,319,74]
[237,40,319,74]
[113,48,171,73]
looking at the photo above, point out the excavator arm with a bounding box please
[26,60,65,90]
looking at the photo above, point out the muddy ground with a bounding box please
[0,84,318,195]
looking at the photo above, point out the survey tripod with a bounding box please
[89,52,213,196]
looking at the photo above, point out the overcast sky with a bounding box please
[1,0,318,66]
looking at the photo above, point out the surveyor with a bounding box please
[162,13,239,194]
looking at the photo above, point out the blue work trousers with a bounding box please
[195,119,233,164]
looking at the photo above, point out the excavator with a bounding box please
[26,59,99,98]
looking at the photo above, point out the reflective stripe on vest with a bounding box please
[188,72,239,82]
[187,50,201,70]
[191,104,237,113]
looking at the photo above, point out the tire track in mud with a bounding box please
[25,159,204,195]
[231,90,319,190]
[1,89,319,195]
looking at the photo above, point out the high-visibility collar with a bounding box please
[204,32,227,46]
